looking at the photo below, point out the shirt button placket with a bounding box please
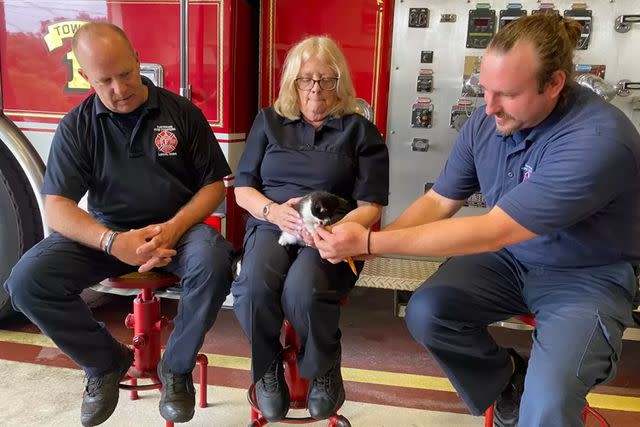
[305,125,313,148]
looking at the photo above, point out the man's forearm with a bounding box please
[333,202,381,229]
[167,181,226,236]
[385,190,464,231]
[45,195,109,250]
[372,207,537,257]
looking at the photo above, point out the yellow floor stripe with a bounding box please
[0,330,54,347]
[342,366,455,392]
[2,330,639,412]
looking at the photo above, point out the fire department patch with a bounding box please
[521,164,534,181]
[154,129,178,156]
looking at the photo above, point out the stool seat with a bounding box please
[102,271,179,289]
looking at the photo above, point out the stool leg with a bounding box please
[196,353,208,408]
[583,405,610,427]
[282,321,310,405]
[165,421,174,427]
[328,414,351,427]
[484,404,494,427]
[129,377,139,400]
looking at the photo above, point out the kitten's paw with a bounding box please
[278,232,297,246]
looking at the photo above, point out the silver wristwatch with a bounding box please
[262,201,276,220]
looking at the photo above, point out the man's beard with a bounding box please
[495,113,517,136]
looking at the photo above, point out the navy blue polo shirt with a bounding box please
[43,77,231,230]
[235,107,389,228]
[434,85,640,267]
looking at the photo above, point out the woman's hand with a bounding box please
[299,228,316,248]
[267,197,303,235]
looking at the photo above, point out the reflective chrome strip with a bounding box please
[0,115,48,234]
[14,122,58,130]
[212,132,246,141]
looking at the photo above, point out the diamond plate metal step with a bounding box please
[356,256,444,291]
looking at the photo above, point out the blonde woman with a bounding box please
[232,36,389,422]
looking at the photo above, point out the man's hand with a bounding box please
[110,226,177,270]
[299,228,316,248]
[268,197,303,235]
[314,222,369,264]
[300,223,337,248]
[135,221,185,272]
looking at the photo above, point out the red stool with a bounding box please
[102,271,209,427]
[246,298,351,427]
[484,314,610,427]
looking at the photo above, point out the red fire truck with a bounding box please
[0,0,394,319]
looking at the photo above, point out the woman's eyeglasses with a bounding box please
[294,77,339,91]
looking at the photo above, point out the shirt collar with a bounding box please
[525,96,568,143]
[94,76,159,117]
[284,114,344,130]
[512,128,533,145]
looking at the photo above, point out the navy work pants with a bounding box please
[232,226,358,383]
[405,249,637,427]
[4,223,233,376]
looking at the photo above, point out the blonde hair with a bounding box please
[274,36,357,120]
[488,14,582,104]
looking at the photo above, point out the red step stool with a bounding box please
[246,300,351,427]
[484,314,610,427]
[102,271,209,427]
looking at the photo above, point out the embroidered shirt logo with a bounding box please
[154,125,178,156]
[521,164,534,181]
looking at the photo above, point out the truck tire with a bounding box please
[0,145,44,321]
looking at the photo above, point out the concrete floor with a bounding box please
[0,359,480,427]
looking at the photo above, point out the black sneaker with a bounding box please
[494,348,528,427]
[255,355,290,422]
[307,347,345,420]
[158,357,196,423]
[80,344,133,426]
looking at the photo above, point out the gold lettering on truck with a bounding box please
[44,20,90,91]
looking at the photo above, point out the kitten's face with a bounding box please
[310,195,339,224]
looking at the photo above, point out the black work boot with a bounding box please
[158,357,196,423]
[255,355,290,422]
[80,344,133,426]
[307,347,345,420]
[494,348,528,427]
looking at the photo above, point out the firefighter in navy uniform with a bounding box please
[232,36,389,423]
[316,14,640,427]
[3,23,233,426]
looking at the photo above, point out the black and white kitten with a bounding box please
[278,191,350,246]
